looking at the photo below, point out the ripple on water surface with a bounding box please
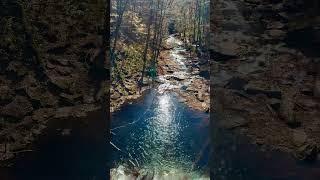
[110,91,210,179]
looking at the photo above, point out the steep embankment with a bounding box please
[110,8,153,112]
[0,0,108,167]
[211,0,320,161]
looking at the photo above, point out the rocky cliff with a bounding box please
[211,0,320,162]
[0,0,109,173]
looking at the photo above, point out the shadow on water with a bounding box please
[211,113,320,180]
[0,108,110,180]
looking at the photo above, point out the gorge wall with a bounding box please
[0,1,109,177]
[210,0,320,177]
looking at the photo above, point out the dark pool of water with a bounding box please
[0,109,109,180]
[110,90,210,178]
[211,113,320,180]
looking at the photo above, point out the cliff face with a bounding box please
[211,0,320,162]
[0,0,109,168]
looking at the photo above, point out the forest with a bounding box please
[110,0,210,112]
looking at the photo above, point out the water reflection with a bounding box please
[111,91,209,179]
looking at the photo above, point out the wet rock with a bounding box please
[0,150,14,161]
[139,171,154,180]
[1,96,33,119]
[32,108,55,122]
[197,92,205,102]
[54,104,100,119]
[165,75,186,81]
[295,142,320,161]
[111,92,121,100]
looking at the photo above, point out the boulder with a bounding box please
[0,96,33,119]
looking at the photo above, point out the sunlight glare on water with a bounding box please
[111,91,209,179]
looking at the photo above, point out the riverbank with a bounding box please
[111,35,210,113]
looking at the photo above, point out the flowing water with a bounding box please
[110,35,210,179]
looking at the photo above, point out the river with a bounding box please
[110,35,210,179]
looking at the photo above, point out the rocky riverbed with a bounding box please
[110,35,210,113]
[157,35,210,112]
